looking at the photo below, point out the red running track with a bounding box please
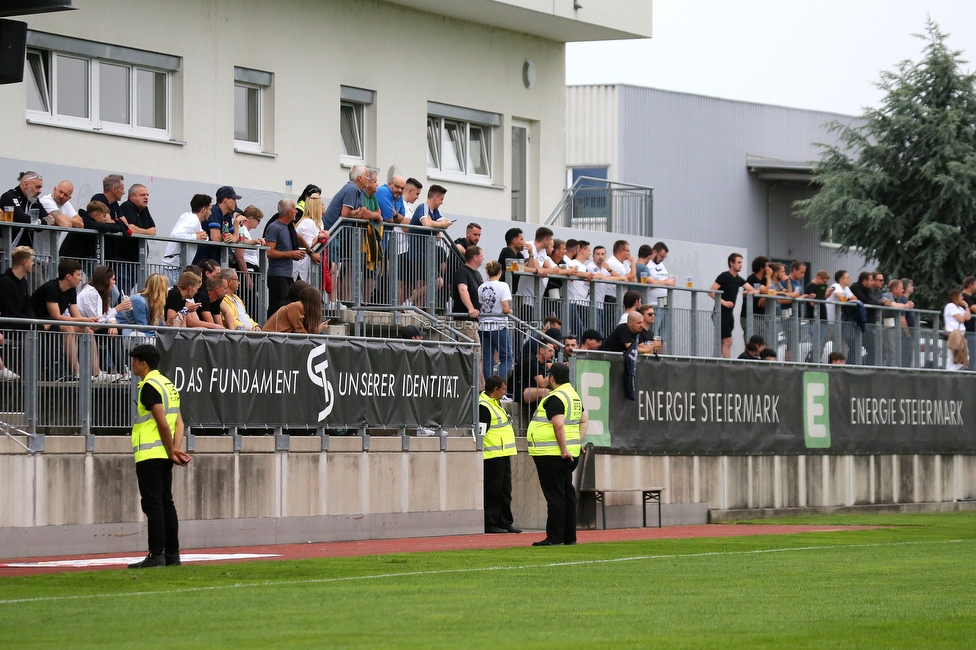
[0,524,882,577]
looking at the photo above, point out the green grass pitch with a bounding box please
[2,512,976,648]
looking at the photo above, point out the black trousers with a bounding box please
[532,455,579,544]
[136,459,180,556]
[267,276,294,318]
[484,456,514,530]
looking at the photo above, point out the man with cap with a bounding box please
[193,185,241,265]
[580,329,604,350]
[527,362,588,546]
[401,325,423,340]
[480,375,521,534]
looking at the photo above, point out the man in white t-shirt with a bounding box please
[606,240,637,284]
[645,241,675,340]
[566,239,594,336]
[515,227,556,302]
[163,194,213,281]
[37,180,82,259]
[585,245,617,336]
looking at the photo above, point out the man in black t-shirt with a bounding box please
[740,255,771,343]
[114,184,157,294]
[497,227,526,294]
[709,252,753,358]
[454,222,481,255]
[963,277,976,370]
[452,246,484,321]
[512,342,553,407]
[164,272,202,326]
[599,312,647,352]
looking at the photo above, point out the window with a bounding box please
[339,86,374,164]
[426,102,500,182]
[25,32,176,140]
[820,227,841,249]
[233,67,272,154]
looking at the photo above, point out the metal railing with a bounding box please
[1,221,270,321]
[743,294,946,369]
[0,316,479,441]
[545,176,654,237]
[508,271,722,358]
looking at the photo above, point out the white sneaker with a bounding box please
[417,427,437,437]
[0,367,19,380]
[93,372,121,383]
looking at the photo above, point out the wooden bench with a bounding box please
[579,487,665,529]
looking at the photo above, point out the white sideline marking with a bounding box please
[0,539,963,606]
[1,553,280,569]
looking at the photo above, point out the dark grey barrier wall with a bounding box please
[574,353,976,455]
[156,332,477,429]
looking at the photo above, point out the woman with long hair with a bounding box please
[294,195,324,282]
[76,265,132,380]
[117,273,168,337]
[263,286,327,334]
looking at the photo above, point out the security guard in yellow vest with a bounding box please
[127,344,191,569]
[480,375,521,534]
[527,363,588,546]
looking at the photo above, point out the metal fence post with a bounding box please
[425,234,436,315]
[712,297,722,358]
[790,299,801,362]
[79,331,92,437]
[25,329,38,435]
[689,290,698,357]
[666,288,676,355]
[138,238,148,290]
[745,296,754,340]
[533,275,543,325]
[258,247,269,320]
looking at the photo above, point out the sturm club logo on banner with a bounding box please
[307,343,335,422]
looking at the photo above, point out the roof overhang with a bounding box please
[746,156,816,183]
[1,1,74,18]
[379,0,652,42]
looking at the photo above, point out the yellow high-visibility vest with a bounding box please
[526,383,582,457]
[479,392,516,460]
[132,369,180,463]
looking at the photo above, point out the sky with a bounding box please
[566,0,976,116]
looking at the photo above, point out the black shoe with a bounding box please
[485,526,509,534]
[505,526,523,534]
[532,539,562,546]
[164,553,181,566]
[128,554,166,569]
[565,541,578,546]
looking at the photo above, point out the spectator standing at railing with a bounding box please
[960,277,976,371]
[1,171,49,247]
[323,165,369,232]
[545,239,572,300]
[454,222,481,255]
[635,244,652,283]
[606,240,637,284]
[405,184,451,306]
[265,199,318,317]
[741,256,771,342]
[36,180,82,261]
[0,246,35,326]
[710,253,754,359]
[895,278,916,367]
[91,176,126,261]
[586,245,618,336]
[944,289,970,371]
[851,271,885,365]
[192,185,239,265]
[59,201,126,261]
[294,184,322,221]
[826,270,861,361]
[111,184,157,295]
[452,246,484,384]
[566,240,593,335]
[617,290,643,325]
[376,175,408,294]
[497,227,526,293]
[294,194,324,283]
[478,260,513,383]
[804,269,833,362]
[643,242,675,340]
[162,194,212,280]
[514,227,556,319]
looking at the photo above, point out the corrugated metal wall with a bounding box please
[611,85,857,258]
[565,85,618,171]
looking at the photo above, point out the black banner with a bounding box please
[156,332,477,429]
[575,353,976,454]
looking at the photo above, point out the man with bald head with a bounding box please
[35,180,83,259]
[599,310,649,352]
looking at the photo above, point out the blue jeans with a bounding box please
[481,328,513,382]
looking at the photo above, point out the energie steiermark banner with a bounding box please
[575,354,976,455]
[156,332,477,429]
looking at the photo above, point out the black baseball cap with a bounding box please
[581,329,604,342]
[216,186,242,201]
[401,325,422,339]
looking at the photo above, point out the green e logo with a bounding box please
[803,371,830,448]
[576,359,611,447]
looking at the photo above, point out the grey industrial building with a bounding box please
[566,84,868,275]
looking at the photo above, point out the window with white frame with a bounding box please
[426,102,499,181]
[234,67,272,153]
[339,86,374,164]
[25,32,176,139]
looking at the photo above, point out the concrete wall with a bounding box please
[1,0,567,231]
[5,432,973,558]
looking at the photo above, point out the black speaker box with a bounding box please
[0,19,28,85]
